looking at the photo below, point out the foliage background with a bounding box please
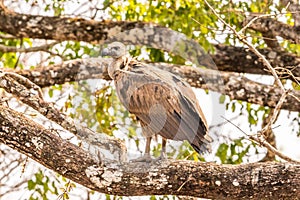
[0,0,299,199]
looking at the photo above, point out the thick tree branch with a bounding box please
[0,2,214,70]
[0,2,148,43]
[0,104,99,189]
[0,2,299,199]
[0,104,299,199]
[213,44,300,82]
[1,63,298,163]
[3,58,299,112]
[245,17,300,44]
[0,3,300,82]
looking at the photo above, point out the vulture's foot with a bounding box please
[155,152,167,161]
[130,153,152,162]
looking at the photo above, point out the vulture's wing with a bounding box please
[115,61,212,153]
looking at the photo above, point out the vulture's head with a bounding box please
[102,42,128,79]
[101,42,126,59]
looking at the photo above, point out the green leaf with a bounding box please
[63,193,69,199]
[231,102,236,112]
[29,195,38,200]
[35,171,44,185]
[215,143,229,163]
[248,114,257,125]
[234,138,243,147]
[219,94,226,104]
[48,88,53,98]
[28,180,36,190]
[292,82,300,90]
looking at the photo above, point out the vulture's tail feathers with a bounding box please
[190,134,213,154]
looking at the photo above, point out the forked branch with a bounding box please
[204,0,300,164]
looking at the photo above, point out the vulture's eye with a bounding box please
[112,46,120,51]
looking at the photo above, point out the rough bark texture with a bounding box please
[245,17,300,44]
[0,2,148,43]
[0,105,99,189]
[213,44,300,82]
[0,104,299,199]
[4,58,299,112]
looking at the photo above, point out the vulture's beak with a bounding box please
[101,48,110,57]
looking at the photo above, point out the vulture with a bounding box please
[102,42,212,162]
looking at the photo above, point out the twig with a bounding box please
[249,133,299,164]
[209,115,240,129]
[238,13,275,34]
[177,174,192,192]
[261,89,290,134]
[290,93,300,102]
[0,41,59,53]
[205,1,299,163]
[203,0,286,93]
[273,66,300,85]
[221,116,300,164]
[239,1,293,34]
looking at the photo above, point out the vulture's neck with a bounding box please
[108,56,126,80]
[108,55,137,80]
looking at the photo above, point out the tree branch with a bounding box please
[3,58,299,112]
[0,104,299,199]
[0,70,127,163]
[205,0,300,164]
[0,104,99,189]
[1,59,299,164]
[244,16,300,44]
[213,44,300,82]
[0,2,148,43]
[0,41,59,53]
[205,0,286,93]
[0,3,300,83]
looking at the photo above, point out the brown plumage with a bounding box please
[102,42,212,161]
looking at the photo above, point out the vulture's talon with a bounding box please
[155,152,167,161]
[130,154,152,163]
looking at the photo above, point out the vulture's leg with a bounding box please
[156,138,167,160]
[130,137,152,162]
